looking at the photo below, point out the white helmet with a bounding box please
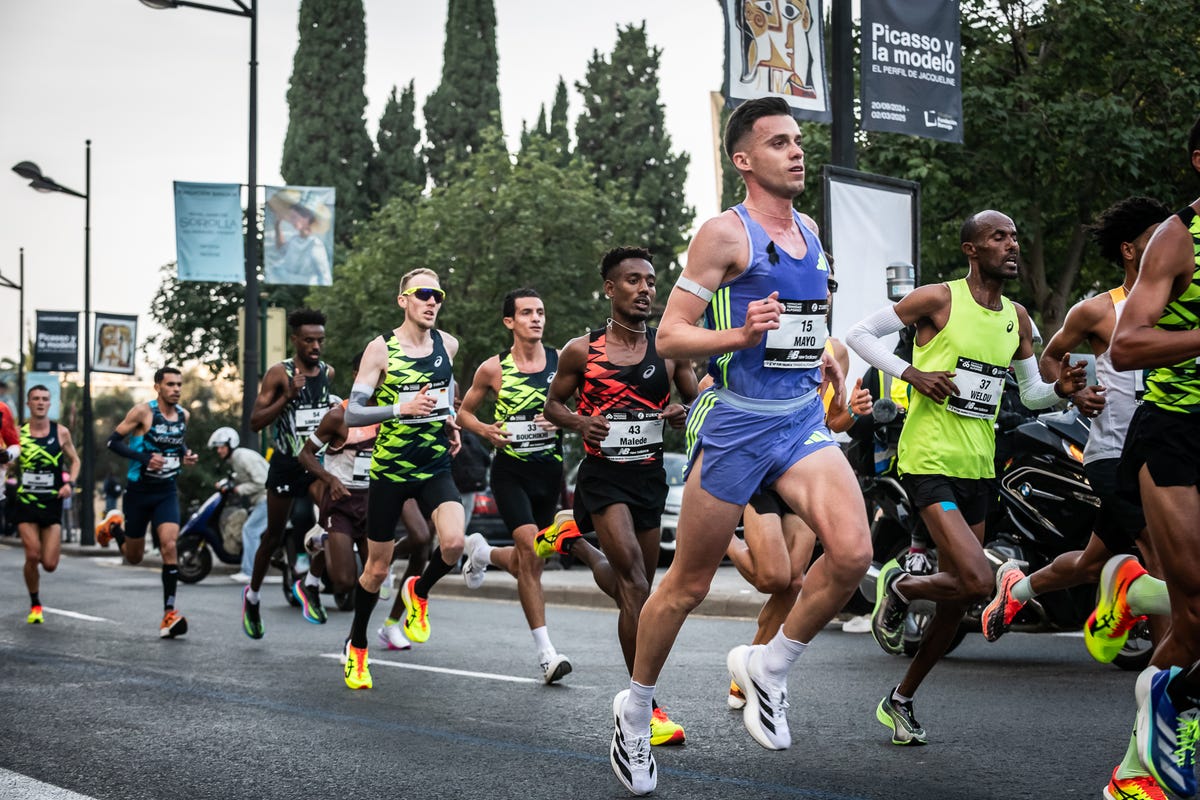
[207,426,240,450]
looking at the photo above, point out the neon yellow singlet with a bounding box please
[897,279,1019,479]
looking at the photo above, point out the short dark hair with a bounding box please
[600,246,653,281]
[154,366,182,383]
[724,96,792,160]
[1090,196,1171,266]
[26,384,50,398]
[1189,115,1200,165]
[503,288,541,318]
[351,349,364,374]
[287,308,326,332]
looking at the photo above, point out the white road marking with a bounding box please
[321,653,538,684]
[0,768,100,800]
[42,607,113,623]
[1051,631,1084,638]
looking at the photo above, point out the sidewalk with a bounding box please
[57,542,769,619]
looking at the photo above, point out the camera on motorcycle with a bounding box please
[873,397,900,424]
[216,478,234,493]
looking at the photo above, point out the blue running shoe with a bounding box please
[1137,666,1199,799]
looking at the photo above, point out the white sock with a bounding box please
[245,588,261,604]
[305,571,321,589]
[1012,576,1036,603]
[1127,574,1171,616]
[760,629,808,683]
[476,539,494,565]
[892,686,913,705]
[621,680,655,733]
[531,626,554,655]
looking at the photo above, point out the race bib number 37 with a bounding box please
[764,299,828,369]
[948,356,1007,419]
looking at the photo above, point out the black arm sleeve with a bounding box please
[107,429,151,464]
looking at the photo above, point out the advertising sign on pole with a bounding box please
[34,311,79,372]
[174,181,245,283]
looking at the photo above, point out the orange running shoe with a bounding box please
[344,639,373,690]
[95,510,124,548]
[401,576,431,643]
[1104,766,1169,800]
[981,561,1027,642]
[650,706,686,746]
[1086,554,1150,664]
[160,609,188,639]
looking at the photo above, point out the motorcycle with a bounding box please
[176,482,315,609]
[853,380,1153,671]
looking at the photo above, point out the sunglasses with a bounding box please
[402,286,445,304]
[827,277,838,294]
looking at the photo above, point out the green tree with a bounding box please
[547,77,573,167]
[145,264,242,375]
[820,0,1200,334]
[280,0,373,247]
[575,24,694,271]
[519,105,549,154]
[423,0,502,185]
[366,82,426,208]
[317,133,650,383]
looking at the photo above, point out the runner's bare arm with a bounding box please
[545,335,608,447]
[1040,297,1106,416]
[250,363,293,432]
[58,426,81,498]
[847,284,958,401]
[107,403,153,464]
[299,406,348,501]
[457,357,510,448]
[1012,304,1085,408]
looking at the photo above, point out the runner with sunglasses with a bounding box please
[339,269,464,689]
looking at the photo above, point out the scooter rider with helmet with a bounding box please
[207,427,269,582]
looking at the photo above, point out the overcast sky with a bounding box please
[0,0,734,375]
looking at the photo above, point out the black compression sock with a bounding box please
[30,592,40,608]
[413,547,454,598]
[350,583,380,649]
[1166,660,1200,709]
[162,565,179,610]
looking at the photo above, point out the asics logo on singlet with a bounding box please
[1006,321,1014,332]
[642,365,656,379]
[435,356,444,367]
[548,371,557,382]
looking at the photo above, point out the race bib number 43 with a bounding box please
[599,410,664,463]
[948,356,1007,419]
[764,299,828,369]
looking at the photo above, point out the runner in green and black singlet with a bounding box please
[848,209,1084,745]
[240,308,335,640]
[1107,118,1200,799]
[457,289,573,683]
[14,385,79,624]
[338,268,465,689]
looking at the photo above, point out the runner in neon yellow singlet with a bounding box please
[847,209,1085,745]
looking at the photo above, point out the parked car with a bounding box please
[465,486,514,546]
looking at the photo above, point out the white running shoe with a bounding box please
[303,525,328,558]
[540,652,573,685]
[610,689,656,796]
[461,532,489,590]
[377,622,412,651]
[842,614,872,633]
[727,644,791,750]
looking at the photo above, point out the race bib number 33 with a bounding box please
[764,299,828,369]
[948,356,1007,419]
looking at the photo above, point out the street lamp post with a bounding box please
[0,249,26,424]
[11,143,94,544]
[140,0,259,445]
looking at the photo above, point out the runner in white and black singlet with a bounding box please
[241,308,334,639]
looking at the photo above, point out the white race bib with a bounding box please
[395,383,451,423]
[295,406,326,438]
[21,472,54,491]
[599,410,664,463]
[948,356,1007,419]
[154,454,182,474]
[352,451,372,483]
[764,299,828,368]
[504,413,556,454]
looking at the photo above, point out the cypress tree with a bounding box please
[423,0,501,185]
[547,77,572,167]
[280,0,373,247]
[575,23,693,269]
[366,82,426,207]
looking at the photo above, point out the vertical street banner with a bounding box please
[174,181,245,282]
[93,313,138,375]
[861,0,962,143]
[34,311,79,372]
[263,186,336,286]
[721,0,831,122]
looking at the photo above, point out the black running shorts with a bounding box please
[12,497,63,528]
[1119,404,1200,500]
[901,473,991,527]
[1084,458,1143,555]
[572,455,668,534]
[366,472,460,543]
[266,452,317,498]
[748,489,795,517]
[490,452,563,532]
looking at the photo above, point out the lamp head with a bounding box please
[139,0,178,7]
[11,161,43,181]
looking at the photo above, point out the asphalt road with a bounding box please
[0,542,1137,800]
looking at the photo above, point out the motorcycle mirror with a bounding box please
[873,397,900,424]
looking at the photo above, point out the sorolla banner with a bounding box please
[34,311,79,372]
[721,0,830,122]
[93,313,138,375]
[263,185,335,287]
[861,0,963,143]
[174,181,245,282]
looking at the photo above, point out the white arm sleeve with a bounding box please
[846,306,912,379]
[1012,356,1062,410]
[344,382,400,427]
